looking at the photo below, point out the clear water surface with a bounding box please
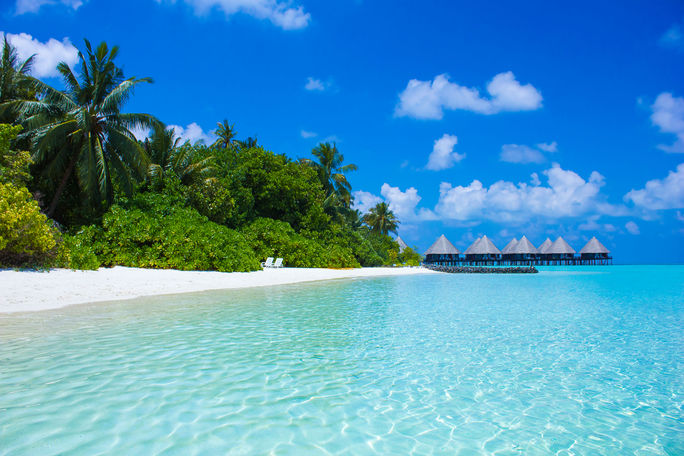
[0,266,682,455]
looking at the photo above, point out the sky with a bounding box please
[2,0,684,264]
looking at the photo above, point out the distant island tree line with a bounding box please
[0,38,422,270]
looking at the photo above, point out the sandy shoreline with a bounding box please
[0,266,437,313]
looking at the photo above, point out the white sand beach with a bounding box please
[0,266,437,313]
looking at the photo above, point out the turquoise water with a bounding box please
[0,266,682,455]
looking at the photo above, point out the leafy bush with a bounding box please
[55,230,101,270]
[72,193,259,272]
[399,246,422,266]
[242,218,359,268]
[0,124,32,186]
[0,182,58,267]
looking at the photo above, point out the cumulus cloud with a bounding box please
[161,0,310,30]
[357,164,626,226]
[300,130,317,138]
[624,163,684,211]
[380,183,431,221]
[651,93,684,153]
[426,134,465,170]
[15,0,83,14]
[1,32,78,78]
[395,71,542,120]
[169,122,213,144]
[537,141,558,153]
[434,163,621,223]
[625,221,640,235]
[304,77,325,91]
[352,190,383,213]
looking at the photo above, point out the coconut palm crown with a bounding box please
[0,37,36,122]
[213,120,236,149]
[14,39,158,217]
[146,124,215,187]
[302,142,357,208]
[363,202,399,235]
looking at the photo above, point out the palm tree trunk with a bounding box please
[47,153,78,218]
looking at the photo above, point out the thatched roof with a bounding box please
[580,236,610,254]
[537,238,553,254]
[463,237,482,255]
[395,236,409,253]
[546,236,576,254]
[512,235,537,254]
[466,235,501,255]
[501,238,518,254]
[424,234,460,255]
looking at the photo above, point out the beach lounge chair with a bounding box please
[273,258,283,268]
[261,257,274,268]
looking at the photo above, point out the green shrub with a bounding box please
[241,218,359,268]
[399,246,422,266]
[0,182,58,267]
[73,193,259,272]
[55,230,101,270]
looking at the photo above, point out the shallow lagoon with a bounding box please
[1,266,682,455]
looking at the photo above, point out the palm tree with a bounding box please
[146,124,215,187]
[363,202,399,235]
[13,40,158,217]
[212,120,236,148]
[302,142,357,208]
[235,136,258,150]
[0,37,36,122]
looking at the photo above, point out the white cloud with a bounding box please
[395,71,542,120]
[163,0,310,30]
[624,163,684,211]
[305,77,325,91]
[130,125,151,141]
[169,122,213,144]
[537,141,558,153]
[358,164,627,226]
[530,172,541,186]
[352,190,382,213]
[380,183,430,221]
[15,0,83,14]
[426,134,464,170]
[660,22,683,49]
[500,144,545,164]
[304,77,336,92]
[651,93,684,153]
[625,221,640,235]
[1,32,78,78]
[300,130,317,138]
[434,163,621,223]
[578,217,617,233]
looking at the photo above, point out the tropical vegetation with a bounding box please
[0,38,419,270]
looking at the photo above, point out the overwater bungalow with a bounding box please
[464,235,501,265]
[424,234,460,265]
[544,236,576,264]
[510,235,538,264]
[395,236,409,254]
[501,238,518,262]
[537,238,552,256]
[580,236,612,264]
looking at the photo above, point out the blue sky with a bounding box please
[3,0,684,263]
